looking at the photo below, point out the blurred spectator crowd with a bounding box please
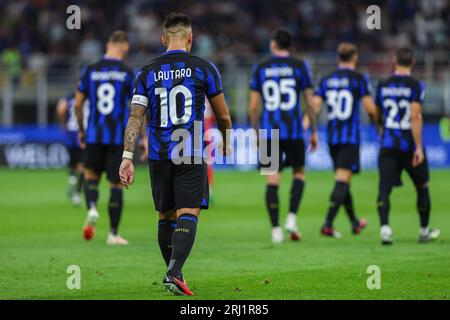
[0,0,449,70]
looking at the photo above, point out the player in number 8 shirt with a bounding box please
[74,31,146,245]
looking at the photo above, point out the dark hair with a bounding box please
[272,29,292,50]
[108,30,129,43]
[338,42,357,62]
[164,12,192,31]
[396,47,415,66]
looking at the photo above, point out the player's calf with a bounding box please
[323,181,349,229]
[167,212,199,279]
[158,211,177,266]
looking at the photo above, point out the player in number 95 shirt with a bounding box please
[248,29,318,244]
[375,48,439,245]
[119,12,232,296]
[74,31,147,245]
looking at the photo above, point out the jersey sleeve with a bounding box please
[249,64,260,92]
[412,81,425,103]
[300,61,314,90]
[315,78,326,99]
[360,73,372,96]
[126,70,135,101]
[77,66,90,94]
[131,70,149,108]
[205,61,223,99]
[375,82,382,109]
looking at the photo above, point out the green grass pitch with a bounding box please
[0,167,449,300]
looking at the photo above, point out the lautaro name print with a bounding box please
[153,68,192,82]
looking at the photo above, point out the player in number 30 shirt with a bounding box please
[314,43,379,238]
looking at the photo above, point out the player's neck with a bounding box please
[166,40,188,53]
[104,50,123,60]
[271,50,290,58]
[166,46,187,53]
[394,66,411,76]
[338,63,355,70]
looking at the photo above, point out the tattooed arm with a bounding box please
[124,105,146,153]
[119,104,146,187]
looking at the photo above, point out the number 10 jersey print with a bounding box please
[77,57,134,145]
[132,50,223,160]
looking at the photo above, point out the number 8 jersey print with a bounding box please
[250,56,313,140]
[376,74,425,151]
[132,50,223,160]
[77,57,134,145]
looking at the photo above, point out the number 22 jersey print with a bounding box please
[376,74,425,152]
[77,57,134,146]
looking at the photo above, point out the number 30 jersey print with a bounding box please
[375,75,425,152]
[250,56,313,140]
[315,68,372,145]
[132,50,223,160]
[77,57,134,145]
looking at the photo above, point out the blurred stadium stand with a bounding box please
[0,0,449,169]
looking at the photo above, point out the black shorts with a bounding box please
[329,144,360,173]
[67,147,84,168]
[148,159,209,212]
[378,148,430,188]
[85,144,122,183]
[259,139,305,172]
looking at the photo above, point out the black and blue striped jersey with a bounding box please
[131,50,223,160]
[375,74,425,152]
[250,56,313,140]
[315,68,372,145]
[77,57,134,146]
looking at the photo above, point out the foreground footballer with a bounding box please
[119,13,232,296]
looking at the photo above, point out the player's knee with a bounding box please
[85,169,100,180]
[266,174,280,186]
[160,210,177,221]
[176,208,200,217]
[292,167,305,180]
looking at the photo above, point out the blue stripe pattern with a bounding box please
[79,58,133,145]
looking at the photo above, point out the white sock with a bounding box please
[420,227,429,236]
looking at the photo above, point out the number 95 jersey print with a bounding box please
[250,56,313,140]
[132,50,223,160]
[375,75,425,152]
[77,57,134,145]
[315,68,372,146]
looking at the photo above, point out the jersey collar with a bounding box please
[163,50,188,55]
[102,55,121,61]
